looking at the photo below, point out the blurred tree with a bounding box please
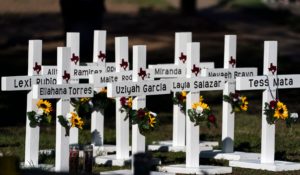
[180,0,196,15]
[59,0,106,61]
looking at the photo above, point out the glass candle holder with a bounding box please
[69,144,79,174]
[84,145,93,173]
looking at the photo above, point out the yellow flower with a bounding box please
[148,113,156,127]
[274,101,288,120]
[69,112,84,129]
[200,96,203,102]
[240,96,248,111]
[192,102,200,109]
[181,91,187,97]
[100,88,107,94]
[127,97,133,108]
[200,102,210,110]
[37,100,52,114]
[192,101,210,110]
[80,98,90,103]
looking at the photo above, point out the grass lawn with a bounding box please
[1,102,300,174]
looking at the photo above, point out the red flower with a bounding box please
[231,93,239,99]
[270,100,277,109]
[178,94,185,101]
[208,114,216,124]
[137,109,145,118]
[120,97,126,106]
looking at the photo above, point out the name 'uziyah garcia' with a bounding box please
[115,83,167,95]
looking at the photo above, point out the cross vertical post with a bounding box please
[67,32,80,145]
[185,42,200,167]
[173,32,192,147]
[115,37,130,159]
[132,45,147,155]
[91,30,107,146]
[55,47,71,172]
[261,41,277,163]
[222,35,237,153]
[24,40,42,167]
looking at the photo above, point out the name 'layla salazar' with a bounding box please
[115,83,167,95]
[173,80,222,90]
[39,86,93,96]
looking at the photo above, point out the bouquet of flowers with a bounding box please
[264,100,298,127]
[70,88,114,116]
[130,108,159,135]
[223,92,248,113]
[172,91,187,112]
[27,99,53,128]
[91,88,114,111]
[188,96,217,128]
[119,96,133,120]
[58,112,84,136]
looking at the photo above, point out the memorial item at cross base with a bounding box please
[70,87,114,117]
[58,112,84,136]
[264,100,298,127]
[119,96,159,135]
[188,96,217,128]
[27,99,54,127]
[223,92,249,113]
[173,91,187,112]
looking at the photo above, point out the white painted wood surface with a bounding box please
[115,37,130,160]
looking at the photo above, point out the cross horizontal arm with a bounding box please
[236,74,300,91]
[90,69,154,88]
[149,62,215,78]
[32,84,94,99]
[107,79,171,97]
[171,76,225,92]
[1,75,57,91]
[202,67,257,80]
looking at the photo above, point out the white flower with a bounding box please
[66,113,73,121]
[290,113,298,119]
[34,114,39,120]
[88,100,94,107]
[36,108,44,116]
[196,106,203,114]
[150,112,157,117]
[37,117,42,122]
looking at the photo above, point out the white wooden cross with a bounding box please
[160,42,232,174]
[90,37,131,165]
[148,32,215,152]
[230,41,300,171]
[1,40,57,167]
[32,47,94,172]
[201,35,258,157]
[107,45,171,158]
[41,31,111,149]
